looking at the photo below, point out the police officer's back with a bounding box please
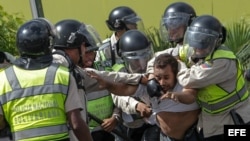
[0,18,91,141]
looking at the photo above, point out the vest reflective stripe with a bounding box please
[199,84,248,113]
[1,65,68,104]
[89,52,125,130]
[87,92,113,129]
[112,63,125,72]
[0,64,69,140]
[15,124,68,141]
[197,46,249,114]
[0,84,68,105]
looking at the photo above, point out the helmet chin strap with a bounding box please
[77,46,84,67]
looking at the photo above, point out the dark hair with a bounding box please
[153,53,178,76]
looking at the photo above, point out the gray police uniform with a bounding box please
[178,47,250,138]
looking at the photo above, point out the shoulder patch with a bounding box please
[199,61,212,69]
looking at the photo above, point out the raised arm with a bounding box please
[87,70,139,96]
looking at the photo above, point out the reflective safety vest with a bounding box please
[0,64,70,141]
[197,46,249,114]
[87,90,113,130]
[87,53,125,130]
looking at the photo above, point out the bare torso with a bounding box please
[157,109,200,140]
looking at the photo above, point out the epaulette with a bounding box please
[53,50,85,90]
[52,50,75,71]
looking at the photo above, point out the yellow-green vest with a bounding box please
[197,46,249,114]
[179,44,192,67]
[87,90,113,130]
[0,64,70,141]
[87,55,125,130]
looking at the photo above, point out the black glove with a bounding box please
[147,78,163,98]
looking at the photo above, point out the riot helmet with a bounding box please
[160,2,196,43]
[183,15,223,59]
[106,6,144,32]
[54,19,102,51]
[118,30,154,73]
[16,18,56,57]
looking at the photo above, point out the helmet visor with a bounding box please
[123,14,145,31]
[123,14,141,24]
[126,20,145,31]
[183,27,219,58]
[162,12,190,30]
[160,12,190,42]
[78,24,102,50]
[122,46,154,73]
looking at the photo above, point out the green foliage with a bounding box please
[0,5,25,55]
[144,26,172,52]
[224,16,250,90]
[224,16,250,70]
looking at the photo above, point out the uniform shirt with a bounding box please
[95,33,121,62]
[114,83,199,126]
[134,83,199,115]
[52,53,142,94]
[53,53,89,121]
[178,58,250,138]
[65,75,85,112]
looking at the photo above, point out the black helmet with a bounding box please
[118,30,154,73]
[160,2,196,43]
[54,19,101,51]
[183,15,223,58]
[16,18,56,57]
[106,6,144,31]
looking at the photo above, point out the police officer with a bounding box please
[0,18,91,141]
[95,6,145,71]
[52,19,148,141]
[177,15,250,141]
[112,30,160,141]
[147,2,197,75]
[78,25,120,141]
